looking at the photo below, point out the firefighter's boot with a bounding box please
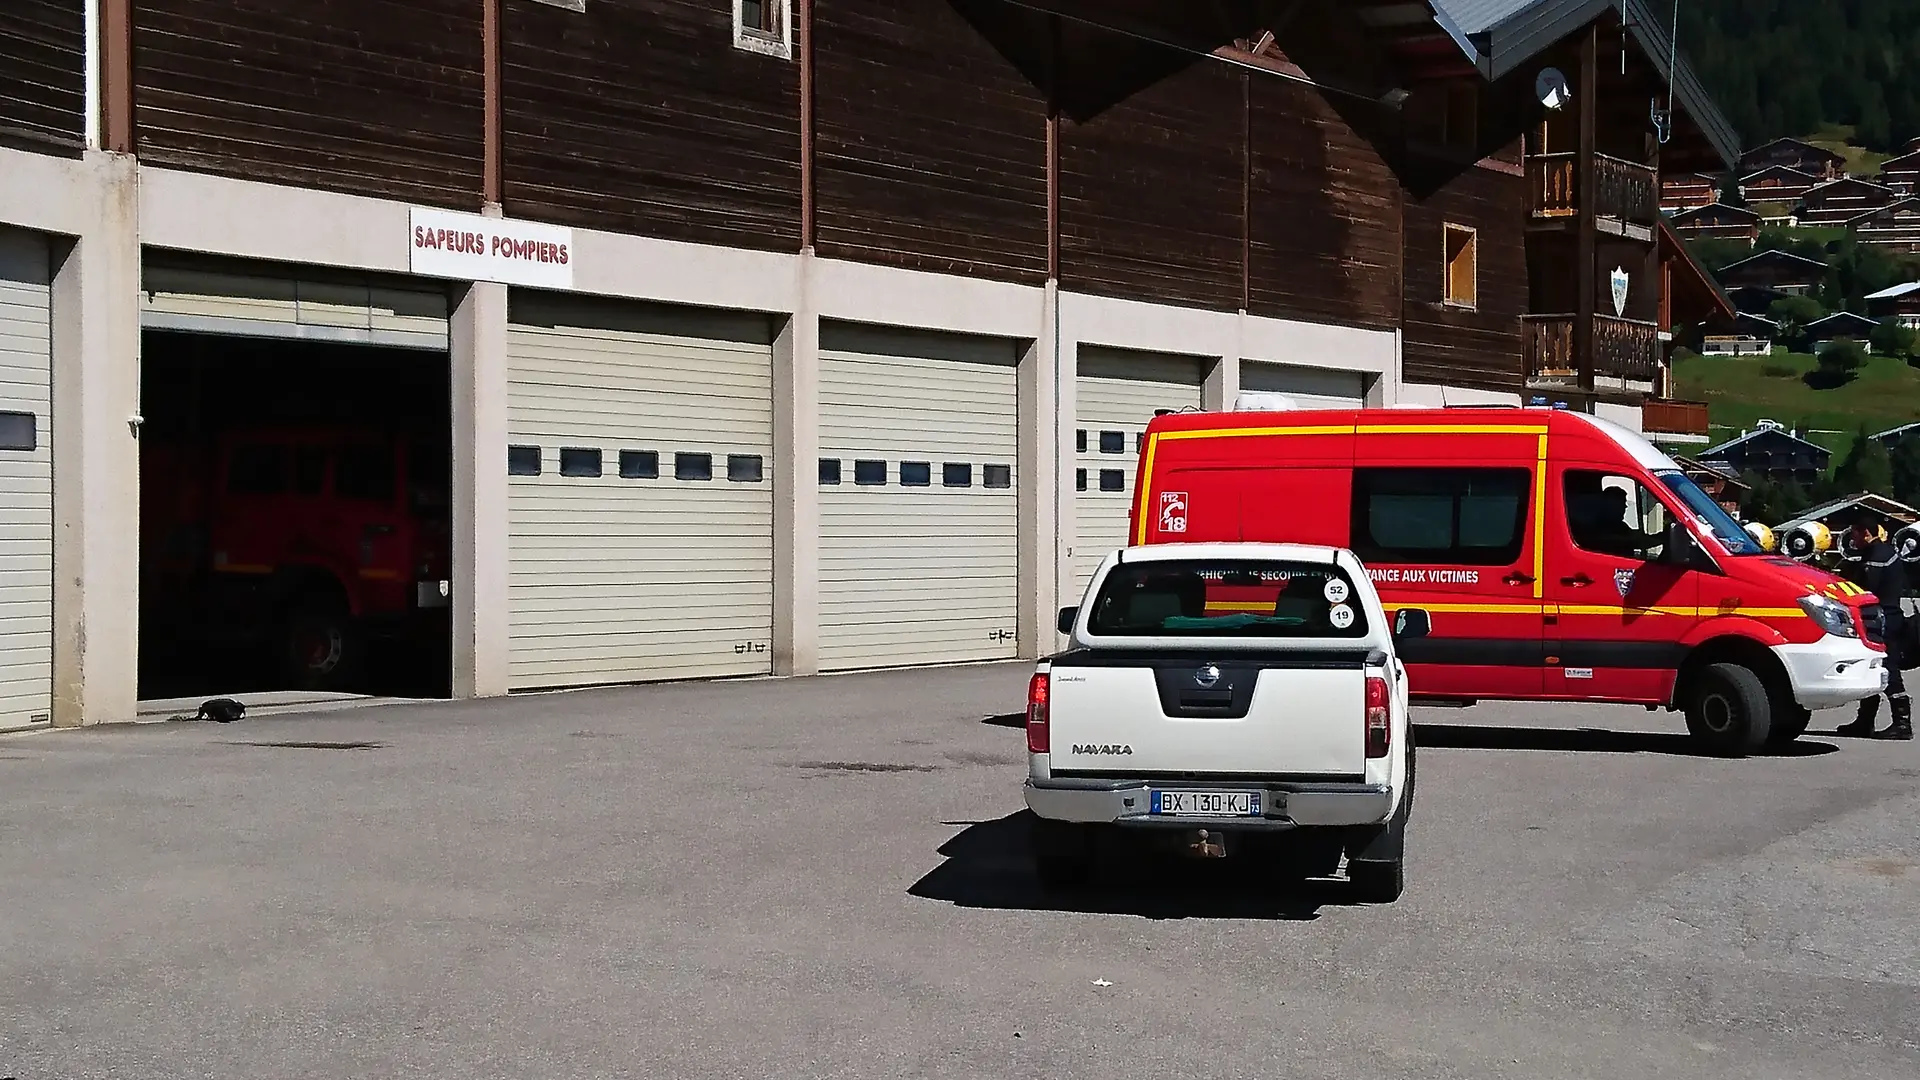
[1878,694,1913,741]
[1838,696,1880,737]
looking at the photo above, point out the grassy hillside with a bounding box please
[1672,350,1920,454]
[1803,125,1894,178]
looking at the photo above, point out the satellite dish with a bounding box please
[1536,67,1571,111]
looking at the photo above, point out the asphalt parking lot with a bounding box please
[3,663,1917,1079]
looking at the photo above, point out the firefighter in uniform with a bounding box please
[1837,512,1913,740]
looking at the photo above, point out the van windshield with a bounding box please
[1654,470,1763,555]
[1087,560,1369,638]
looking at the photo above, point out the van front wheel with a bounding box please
[1683,662,1772,757]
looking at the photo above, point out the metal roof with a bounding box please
[1429,0,1739,167]
[1779,493,1920,533]
[1867,282,1920,301]
[1702,420,1832,459]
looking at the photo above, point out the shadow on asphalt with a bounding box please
[909,811,1359,921]
[1415,722,1839,758]
[981,712,1025,729]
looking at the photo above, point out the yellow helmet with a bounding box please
[1742,521,1776,552]
[1781,521,1832,560]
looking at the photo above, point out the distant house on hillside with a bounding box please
[1738,164,1819,207]
[1701,419,1831,485]
[1867,282,1920,329]
[1669,202,1758,243]
[1698,312,1777,355]
[1797,177,1899,228]
[1660,172,1720,214]
[1874,421,1920,450]
[1882,139,1920,196]
[1738,138,1847,182]
[1716,250,1828,302]
[1805,311,1880,350]
[1847,198,1920,253]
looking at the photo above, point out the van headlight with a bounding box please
[1799,595,1858,638]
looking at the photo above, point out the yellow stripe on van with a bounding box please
[1355,424,1549,436]
[1532,433,1548,598]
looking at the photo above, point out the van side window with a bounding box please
[1563,470,1668,561]
[1351,467,1530,565]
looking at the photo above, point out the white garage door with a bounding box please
[141,263,449,349]
[507,294,775,689]
[1240,360,1368,410]
[0,229,53,731]
[819,324,1019,671]
[1073,347,1206,592]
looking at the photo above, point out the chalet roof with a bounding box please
[1732,312,1778,328]
[1880,150,1920,171]
[1739,137,1847,165]
[1671,202,1757,223]
[1847,198,1920,225]
[1874,421,1920,442]
[1703,420,1831,459]
[1658,217,1735,322]
[1717,248,1830,273]
[1673,455,1750,491]
[1867,282,1920,301]
[1779,493,1920,533]
[1806,311,1879,333]
[1426,0,1738,167]
[1801,176,1897,201]
[1737,164,1818,184]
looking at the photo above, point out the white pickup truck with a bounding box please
[1023,542,1429,903]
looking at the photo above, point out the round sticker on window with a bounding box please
[1323,578,1351,604]
[1328,603,1355,629]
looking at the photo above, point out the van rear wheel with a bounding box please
[1683,662,1772,757]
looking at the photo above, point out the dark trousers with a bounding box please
[1887,628,1907,702]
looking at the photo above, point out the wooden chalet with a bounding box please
[1738,164,1819,207]
[1805,311,1879,350]
[1658,171,1719,213]
[1716,249,1827,296]
[1738,138,1847,183]
[1866,282,1920,329]
[1882,138,1920,196]
[1847,199,1920,254]
[1796,177,1899,228]
[1668,201,1758,243]
[1702,420,1831,486]
[1697,311,1778,355]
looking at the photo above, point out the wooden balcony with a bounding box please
[1523,313,1661,385]
[1527,152,1660,227]
[1640,399,1710,438]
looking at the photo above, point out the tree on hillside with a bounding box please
[1686,237,1755,275]
[1889,438,1920,508]
[1768,294,1825,349]
[1758,228,1829,266]
[1871,319,1919,365]
[1815,337,1869,387]
[1834,427,1896,496]
[1718,175,1746,208]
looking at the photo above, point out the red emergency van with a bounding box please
[1128,405,1888,756]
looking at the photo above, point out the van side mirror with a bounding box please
[1392,608,1431,640]
[1662,519,1704,567]
[1057,606,1079,635]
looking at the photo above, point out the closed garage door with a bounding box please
[1073,347,1205,592]
[1241,360,1367,410]
[818,324,1019,670]
[507,294,775,689]
[0,230,52,731]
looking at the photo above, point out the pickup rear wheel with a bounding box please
[1347,859,1404,903]
[1683,662,1772,757]
[1030,817,1095,890]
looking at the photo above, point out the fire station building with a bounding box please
[0,0,1736,727]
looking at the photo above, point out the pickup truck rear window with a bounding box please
[1087,560,1368,638]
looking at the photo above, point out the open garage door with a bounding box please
[0,229,53,731]
[818,324,1019,671]
[137,257,453,701]
[506,294,776,689]
[1241,360,1368,410]
[1073,347,1205,592]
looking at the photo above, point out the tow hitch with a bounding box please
[1187,829,1228,859]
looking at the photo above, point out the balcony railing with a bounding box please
[1527,152,1660,225]
[1640,399,1710,438]
[1523,313,1661,384]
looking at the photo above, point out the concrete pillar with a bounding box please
[1018,281,1062,657]
[1050,284,1078,643]
[1203,353,1240,411]
[50,152,141,725]
[449,279,510,698]
[772,253,821,676]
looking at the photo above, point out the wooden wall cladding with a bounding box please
[1401,155,1528,392]
[1247,77,1400,331]
[0,0,85,154]
[502,0,800,251]
[1056,27,1244,312]
[812,0,1049,283]
[132,0,485,207]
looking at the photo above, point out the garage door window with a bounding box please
[1098,469,1126,492]
[620,450,660,479]
[819,458,842,484]
[900,461,931,487]
[508,445,541,476]
[1099,431,1125,453]
[943,463,972,487]
[0,411,37,451]
[854,460,886,485]
[560,448,603,478]
[675,452,714,481]
[983,464,1011,488]
[728,454,764,483]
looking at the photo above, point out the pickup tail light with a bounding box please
[1026,672,1051,754]
[1365,675,1390,759]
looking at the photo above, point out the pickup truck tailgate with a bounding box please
[1047,658,1367,776]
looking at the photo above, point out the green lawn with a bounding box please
[1673,350,1920,455]
[1804,126,1892,178]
